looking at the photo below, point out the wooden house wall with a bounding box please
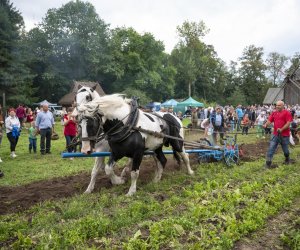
[284,81,300,105]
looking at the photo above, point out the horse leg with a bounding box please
[126,151,144,196]
[178,147,194,175]
[153,147,167,183]
[105,156,125,185]
[120,158,132,179]
[84,157,104,193]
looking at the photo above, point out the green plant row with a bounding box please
[1,156,299,249]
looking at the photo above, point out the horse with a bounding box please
[77,94,194,196]
[73,85,127,193]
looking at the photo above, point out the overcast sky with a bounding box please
[12,0,300,64]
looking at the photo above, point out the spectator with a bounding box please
[177,111,183,121]
[226,107,237,131]
[255,112,266,138]
[28,121,37,153]
[241,113,250,135]
[236,105,244,131]
[168,107,176,115]
[64,107,77,158]
[263,100,295,168]
[35,104,55,155]
[26,108,34,124]
[210,106,226,145]
[5,108,21,158]
[16,104,26,128]
[191,107,198,129]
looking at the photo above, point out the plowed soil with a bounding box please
[0,142,270,216]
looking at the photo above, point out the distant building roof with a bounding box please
[59,81,105,106]
[263,88,284,104]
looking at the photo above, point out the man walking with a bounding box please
[263,100,295,168]
[210,106,226,145]
[35,104,55,154]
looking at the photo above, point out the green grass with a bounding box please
[0,123,95,186]
[0,122,300,249]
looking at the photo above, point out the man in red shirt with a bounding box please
[263,100,295,168]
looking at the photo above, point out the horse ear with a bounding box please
[91,84,97,92]
[78,84,83,90]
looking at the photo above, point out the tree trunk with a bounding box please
[188,82,191,97]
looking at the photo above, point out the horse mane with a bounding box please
[95,93,128,110]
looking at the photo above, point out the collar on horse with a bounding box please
[105,97,140,143]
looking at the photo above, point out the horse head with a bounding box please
[75,84,101,106]
[77,102,103,154]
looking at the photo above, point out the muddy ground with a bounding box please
[0,141,270,216]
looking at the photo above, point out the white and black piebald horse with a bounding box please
[73,85,127,193]
[77,94,194,196]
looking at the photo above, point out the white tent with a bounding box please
[33,100,57,106]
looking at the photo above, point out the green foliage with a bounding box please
[238,45,269,104]
[266,52,288,86]
[0,0,35,106]
[280,214,300,249]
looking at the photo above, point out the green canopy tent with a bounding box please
[175,97,204,114]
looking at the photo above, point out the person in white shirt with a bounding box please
[5,108,21,158]
[255,112,266,138]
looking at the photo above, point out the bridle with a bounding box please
[78,111,104,143]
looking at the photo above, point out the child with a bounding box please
[28,121,37,153]
[241,113,250,135]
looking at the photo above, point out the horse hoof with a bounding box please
[84,189,92,194]
[189,170,195,175]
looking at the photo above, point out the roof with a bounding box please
[263,88,284,104]
[177,97,204,107]
[33,100,57,106]
[161,99,178,107]
[59,81,105,106]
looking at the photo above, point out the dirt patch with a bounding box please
[234,197,300,250]
[0,141,266,216]
[239,141,270,161]
[0,155,199,216]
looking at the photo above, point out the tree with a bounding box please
[172,21,210,97]
[0,0,34,106]
[287,52,300,73]
[170,20,228,103]
[108,27,176,101]
[266,52,288,86]
[238,45,268,104]
[25,0,111,102]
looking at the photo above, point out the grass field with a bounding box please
[0,119,299,249]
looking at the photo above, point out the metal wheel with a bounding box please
[223,136,239,167]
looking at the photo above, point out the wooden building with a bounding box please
[263,66,300,105]
[59,81,105,107]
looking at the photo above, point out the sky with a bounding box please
[12,0,300,64]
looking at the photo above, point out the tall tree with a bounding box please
[238,45,268,104]
[170,20,228,103]
[172,21,209,97]
[25,0,111,102]
[266,52,288,86]
[108,27,176,102]
[288,52,300,73]
[0,0,34,106]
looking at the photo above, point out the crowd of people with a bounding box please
[0,101,299,178]
[0,104,77,177]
